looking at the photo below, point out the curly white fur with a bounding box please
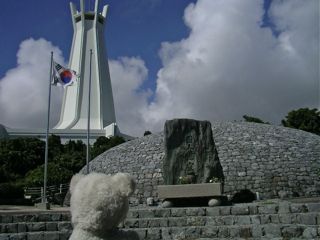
[69,172,136,240]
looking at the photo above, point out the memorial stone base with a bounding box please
[158,183,224,207]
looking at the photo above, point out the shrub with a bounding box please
[144,131,152,136]
[243,115,269,124]
[91,136,125,159]
[25,163,73,187]
[0,182,24,200]
[282,108,320,135]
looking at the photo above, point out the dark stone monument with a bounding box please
[163,119,224,185]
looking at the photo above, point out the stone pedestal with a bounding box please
[158,183,222,198]
[161,119,225,207]
[158,183,223,207]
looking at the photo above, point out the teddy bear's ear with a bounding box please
[69,174,85,195]
[113,173,136,197]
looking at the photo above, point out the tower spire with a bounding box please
[54,0,117,137]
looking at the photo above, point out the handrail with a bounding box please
[24,183,70,204]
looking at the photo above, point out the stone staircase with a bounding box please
[0,201,319,239]
[0,211,72,240]
[121,201,320,239]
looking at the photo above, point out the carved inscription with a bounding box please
[163,119,224,185]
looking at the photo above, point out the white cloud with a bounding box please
[109,57,151,136]
[141,0,319,133]
[0,0,318,138]
[0,38,64,129]
[0,38,151,136]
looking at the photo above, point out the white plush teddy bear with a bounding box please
[69,172,136,240]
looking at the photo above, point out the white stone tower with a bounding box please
[54,0,117,136]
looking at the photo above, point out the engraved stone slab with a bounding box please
[163,119,224,185]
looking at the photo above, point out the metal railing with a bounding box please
[24,183,69,205]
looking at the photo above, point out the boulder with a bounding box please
[163,119,224,185]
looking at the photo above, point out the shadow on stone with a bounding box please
[105,229,140,240]
[231,189,256,203]
[164,196,229,207]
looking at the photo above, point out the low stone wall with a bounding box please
[84,122,320,205]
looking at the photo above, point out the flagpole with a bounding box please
[43,51,53,207]
[86,49,93,174]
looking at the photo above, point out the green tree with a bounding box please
[281,108,320,135]
[56,151,86,173]
[0,138,44,182]
[25,163,73,187]
[48,135,63,160]
[91,136,125,159]
[0,135,125,190]
[107,136,125,148]
[243,115,269,124]
[64,140,86,153]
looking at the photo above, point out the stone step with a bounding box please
[0,230,72,240]
[0,212,318,234]
[0,224,319,239]
[0,202,319,239]
[120,224,320,239]
[127,202,320,219]
[0,202,319,223]
[196,238,313,240]
[0,212,70,224]
[197,239,259,240]
[122,212,319,228]
[0,221,72,234]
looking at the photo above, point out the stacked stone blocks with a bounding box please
[121,202,320,239]
[0,212,72,240]
[1,201,320,239]
[86,122,320,205]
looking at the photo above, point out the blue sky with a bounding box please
[0,0,318,136]
[0,0,196,91]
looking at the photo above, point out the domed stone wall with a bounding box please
[84,122,320,205]
[0,124,8,139]
[211,122,320,199]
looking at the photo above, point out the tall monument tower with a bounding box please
[54,0,117,136]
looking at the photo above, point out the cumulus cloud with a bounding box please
[0,38,151,136]
[0,0,318,137]
[109,57,151,136]
[0,38,64,129]
[142,0,319,133]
